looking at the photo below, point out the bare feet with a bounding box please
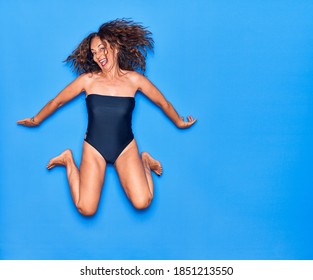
[142,152,163,176]
[47,149,73,170]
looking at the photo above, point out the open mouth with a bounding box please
[99,58,107,67]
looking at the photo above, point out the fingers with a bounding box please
[178,115,197,129]
[17,119,26,124]
[187,116,195,122]
[16,118,38,127]
[17,119,28,125]
[186,115,197,125]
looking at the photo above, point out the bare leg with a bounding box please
[47,142,106,216]
[115,140,162,209]
[47,149,80,204]
[141,152,162,196]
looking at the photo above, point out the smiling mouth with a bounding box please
[99,58,107,66]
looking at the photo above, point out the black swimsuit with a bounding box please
[85,94,135,164]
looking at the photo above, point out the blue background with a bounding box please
[1,0,313,260]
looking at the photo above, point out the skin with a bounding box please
[17,36,197,216]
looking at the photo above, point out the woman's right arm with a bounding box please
[17,74,88,126]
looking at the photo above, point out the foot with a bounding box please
[142,152,163,176]
[47,149,73,170]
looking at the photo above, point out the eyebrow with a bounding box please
[91,44,105,51]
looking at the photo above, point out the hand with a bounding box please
[17,117,39,127]
[177,115,197,129]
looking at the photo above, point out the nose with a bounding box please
[96,51,101,59]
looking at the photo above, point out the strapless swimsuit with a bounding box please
[84,94,135,164]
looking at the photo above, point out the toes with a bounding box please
[46,161,55,169]
[155,166,163,176]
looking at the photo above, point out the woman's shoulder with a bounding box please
[124,70,145,83]
[78,72,98,80]
[75,72,100,85]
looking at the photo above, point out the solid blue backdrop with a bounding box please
[0,0,312,259]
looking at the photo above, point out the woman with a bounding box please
[17,19,196,216]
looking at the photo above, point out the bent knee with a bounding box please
[76,202,98,216]
[132,195,152,210]
[78,206,97,216]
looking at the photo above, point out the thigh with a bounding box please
[115,140,152,203]
[78,141,107,212]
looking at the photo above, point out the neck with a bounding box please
[102,65,122,80]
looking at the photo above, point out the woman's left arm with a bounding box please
[135,74,197,129]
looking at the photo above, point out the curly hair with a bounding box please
[65,19,154,74]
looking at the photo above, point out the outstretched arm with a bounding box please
[17,74,87,126]
[135,74,197,129]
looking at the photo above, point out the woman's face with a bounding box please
[90,36,117,72]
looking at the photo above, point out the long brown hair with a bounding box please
[65,19,154,74]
